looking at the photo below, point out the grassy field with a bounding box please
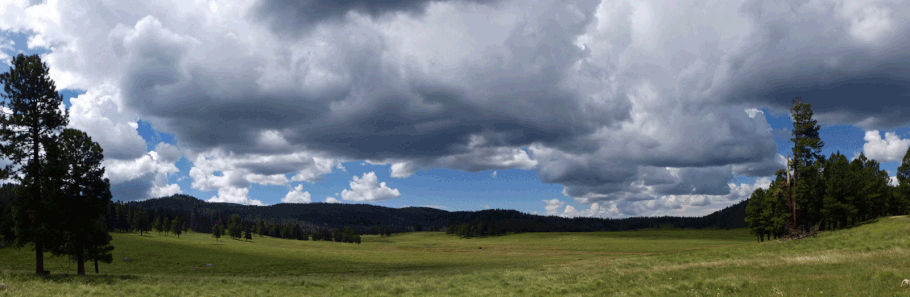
[1,217,909,296]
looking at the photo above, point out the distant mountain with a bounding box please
[126,194,748,232]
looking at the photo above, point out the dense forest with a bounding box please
[745,99,910,241]
[1,191,749,245]
[107,192,750,236]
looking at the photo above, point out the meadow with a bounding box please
[1,217,909,296]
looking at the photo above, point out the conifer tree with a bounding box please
[49,129,112,275]
[895,147,910,215]
[212,224,223,241]
[0,54,69,274]
[171,217,182,238]
[745,188,767,241]
[789,99,824,228]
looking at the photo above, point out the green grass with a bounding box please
[1,217,909,296]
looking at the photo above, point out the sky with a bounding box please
[0,0,908,218]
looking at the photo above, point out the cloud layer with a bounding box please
[3,0,908,216]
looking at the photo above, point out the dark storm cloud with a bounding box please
[117,0,615,162]
[721,0,910,130]
[26,0,910,214]
[251,0,501,38]
[110,175,155,201]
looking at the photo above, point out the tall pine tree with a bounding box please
[789,98,824,228]
[48,129,113,275]
[0,54,69,274]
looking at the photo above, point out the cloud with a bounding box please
[104,142,182,200]
[187,149,340,204]
[149,183,181,198]
[388,146,536,178]
[251,0,501,39]
[281,184,312,203]
[325,196,341,203]
[716,1,910,130]
[543,198,564,215]
[862,130,910,163]
[208,186,264,206]
[7,0,910,215]
[547,176,772,218]
[340,171,400,202]
[744,108,763,118]
[491,170,497,178]
[732,153,787,177]
[68,84,147,160]
[0,37,14,65]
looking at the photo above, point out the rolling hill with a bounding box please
[125,194,749,232]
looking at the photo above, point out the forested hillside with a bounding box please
[121,193,747,234]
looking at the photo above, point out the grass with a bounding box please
[0,217,909,296]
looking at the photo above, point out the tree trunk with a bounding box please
[35,240,44,274]
[33,130,44,275]
[76,241,85,275]
[94,258,99,274]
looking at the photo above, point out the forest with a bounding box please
[745,99,910,241]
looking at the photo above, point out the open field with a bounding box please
[1,217,910,296]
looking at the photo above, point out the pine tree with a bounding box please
[48,129,113,275]
[0,54,70,274]
[745,188,767,241]
[154,216,162,235]
[84,220,114,274]
[790,98,824,170]
[764,170,791,238]
[171,217,182,238]
[789,99,824,228]
[212,224,223,241]
[822,152,856,229]
[895,146,910,215]
[860,157,891,219]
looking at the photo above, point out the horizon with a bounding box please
[127,193,747,220]
[2,0,909,218]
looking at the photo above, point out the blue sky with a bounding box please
[2,0,909,218]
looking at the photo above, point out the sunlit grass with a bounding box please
[1,218,909,296]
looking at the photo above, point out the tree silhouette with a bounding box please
[171,217,182,238]
[48,129,112,275]
[0,54,69,274]
[212,224,223,241]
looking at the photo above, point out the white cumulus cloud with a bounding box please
[340,171,401,202]
[281,184,311,203]
[862,130,910,163]
[208,186,263,206]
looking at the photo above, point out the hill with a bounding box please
[125,194,748,232]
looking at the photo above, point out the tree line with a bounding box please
[745,99,910,241]
[0,54,114,275]
[103,200,367,244]
[446,220,504,238]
